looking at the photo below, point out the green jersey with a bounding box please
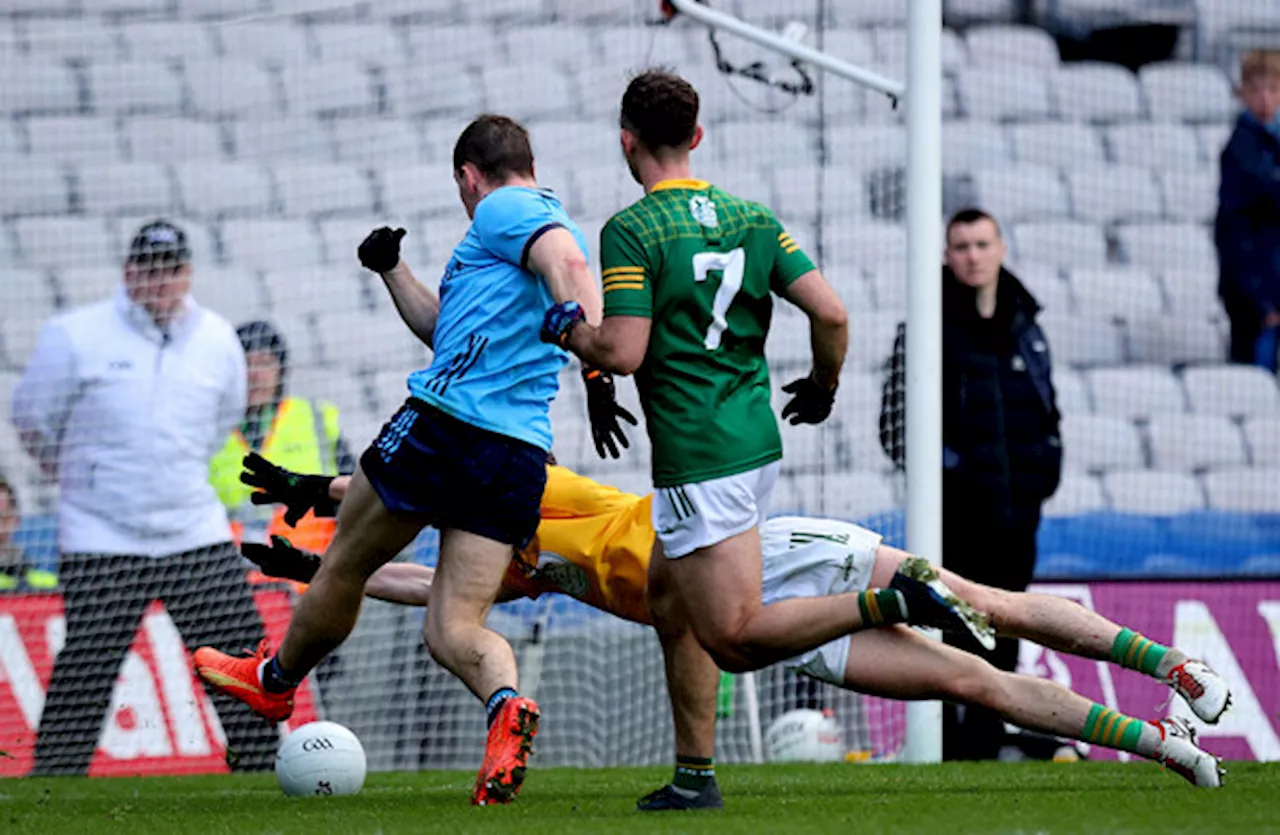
[600,179,816,488]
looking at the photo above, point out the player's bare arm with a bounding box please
[527,227,603,325]
[781,269,848,389]
[358,227,440,348]
[564,315,651,375]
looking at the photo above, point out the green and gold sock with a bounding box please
[1109,628,1172,678]
[857,589,908,626]
[1080,703,1162,757]
[673,755,714,794]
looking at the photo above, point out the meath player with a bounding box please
[232,454,1228,797]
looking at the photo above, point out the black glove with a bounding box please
[240,452,337,526]
[357,226,406,273]
[242,535,321,583]
[781,375,837,425]
[583,366,638,458]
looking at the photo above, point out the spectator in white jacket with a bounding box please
[11,219,277,775]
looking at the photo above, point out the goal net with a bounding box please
[2,0,1278,779]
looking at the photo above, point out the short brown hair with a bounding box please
[946,207,1002,240]
[453,114,534,180]
[620,68,699,151]
[1241,49,1280,84]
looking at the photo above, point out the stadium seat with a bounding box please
[192,267,269,322]
[1203,469,1280,513]
[312,23,409,65]
[0,163,72,216]
[0,270,58,324]
[1158,170,1218,224]
[317,218,421,271]
[480,64,577,122]
[176,0,263,18]
[1069,268,1164,320]
[1012,262,1072,314]
[332,119,427,166]
[1107,124,1204,170]
[87,61,185,116]
[1181,364,1280,418]
[1196,122,1233,160]
[274,165,375,217]
[417,214,472,265]
[56,266,121,308]
[770,164,822,222]
[404,24,492,68]
[1161,269,1224,317]
[184,60,282,119]
[867,263,908,311]
[821,222,906,274]
[24,116,124,165]
[821,27,878,68]
[464,0,552,24]
[826,126,905,171]
[971,166,1069,223]
[173,162,273,218]
[22,20,121,63]
[500,25,598,72]
[1050,366,1091,414]
[290,368,371,422]
[1010,123,1105,169]
[1052,62,1144,123]
[1148,414,1246,472]
[0,316,42,371]
[1104,470,1204,514]
[269,313,324,368]
[215,23,313,67]
[1116,222,1216,273]
[528,119,621,172]
[120,22,219,62]
[1065,166,1163,225]
[1127,316,1224,365]
[370,0,461,22]
[721,120,820,167]
[1011,221,1107,268]
[125,117,226,163]
[1059,414,1144,473]
[820,472,898,520]
[221,219,325,270]
[378,164,462,219]
[0,61,81,116]
[16,218,118,270]
[76,162,175,215]
[262,266,370,318]
[957,68,1054,122]
[1042,474,1107,516]
[1036,313,1123,367]
[1243,418,1280,468]
[388,64,483,117]
[965,24,1060,69]
[846,311,900,374]
[1087,365,1187,420]
[230,118,333,162]
[941,121,1012,174]
[832,0,907,26]
[765,305,812,371]
[368,369,412,416]
[873,27,968,74]
[318,310,429,372]
[778,419,825,474]
[281,62,379,116]
[833,370,884,422]
[1138,62,1235,124]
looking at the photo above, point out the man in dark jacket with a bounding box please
[880,208,1062,760]
[1215,49,1280,371]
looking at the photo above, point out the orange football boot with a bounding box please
[472,696,540,805]
[194,639,295,723]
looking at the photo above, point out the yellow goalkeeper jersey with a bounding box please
[503,465,655,625]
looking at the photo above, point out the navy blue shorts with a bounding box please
[360,398,547,549]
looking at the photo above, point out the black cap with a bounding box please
[127,219,191,267]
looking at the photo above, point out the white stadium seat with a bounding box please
[0,163,72,216]
[290,368,371,421]
[1147,414,1246,472]
[1127,317,1224,365]
[1159,170,1218,224]
[480,64,577,121]
[0,61,81,116]
[874,27,968,74]
[1139,62,1236,124]
[56,266,120,308]
[1011,123,1106,169]
[1053,62,1144,123]
[380,164,473,218]
[1161,269,1223,317]
[221,219,325,270]
[965,24,1060,70]
[463,0,552,24]
[1203,469,1280,513]
[1043,473,1107,516]
[0,270,58,323]
[822,28,877,68]
[1181,365,1280,418]
[1104,470,1204,514]
[16,218,118,270]
[191,267,269,322]
[721,121,821,167]
[317,310,429,372]
[1011,221,1107,268]
[173,162,273,218]
[230,118,333,162]
[184,60,282,119]
[941,121,1012,174]
[125,117,225,163]
[332,119,427,166]
[23,20,121,62]
[269,313,324,368]
[846,311,901,374]
[0,317,43,371]
[1108,124,1204,170]
[1051,366,1090,414]
[1087,365,1186,420]
[76,162,175,215]
[971,166,1069,223]
[216,23,313,67]
[818,472,898,520]
[281,62,378,116]
[1036,313,1123,367]
[765,304,813,371]
[406,25,498,68]
[821,222,906,272]
[368,370,412,416]
[274,165,375,217]
[176,0,263,18]
[263,266,370,317]
[1060,414,1145,473]
[832,0,907,26]
[25,117,124,165]
[958,69,1054,122]
[312,23,409,65]
[1243,418,1280,468]
[867,263,907,311]
[1116,222,1216,273]
[388,64,483,117]
[1066,166,1163,225]
[529,120,621,172]
[826,126,905,171]
[87,61,185,116]
[771,164,823,223]
[1197,123,1233,160]
[501,25,597,72]
[1069,268,1164,320]
[121,22,219,62]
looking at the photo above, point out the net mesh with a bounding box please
[1,0,1278,778]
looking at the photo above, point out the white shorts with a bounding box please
[652,462,780,558]
[759,516,884,686]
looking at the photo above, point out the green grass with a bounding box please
[3,762,1279,835]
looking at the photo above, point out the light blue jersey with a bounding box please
[409,186,585,451]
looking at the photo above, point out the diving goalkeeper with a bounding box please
[220,454,1229,797]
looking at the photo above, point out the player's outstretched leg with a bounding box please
[837,626,1223,787]
[869,548,1231,724]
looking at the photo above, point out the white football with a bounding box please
[764,708,844,763]
[275,721,367,797]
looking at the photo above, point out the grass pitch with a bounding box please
[3,761,1278,835]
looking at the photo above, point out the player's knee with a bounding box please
[945,659,1004,709]
[697,630,755,673]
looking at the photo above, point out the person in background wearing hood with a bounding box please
[880,208,1063,761]
[0,475,57,593]
[210,321,355,553]
[1215,49,1280,372]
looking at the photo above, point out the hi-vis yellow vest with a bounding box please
[210,397,341,551]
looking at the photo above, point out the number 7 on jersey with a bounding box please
[692,247,746,351]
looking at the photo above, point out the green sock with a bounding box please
[1079,703,1161,757]
[857,589,908,626]
[1109,628,1170,678]
[673,756,714,793]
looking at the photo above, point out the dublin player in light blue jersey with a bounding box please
[195,115,604,806]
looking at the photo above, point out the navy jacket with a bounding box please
[1215,112,1280,319]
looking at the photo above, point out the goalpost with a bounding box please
[664,0,945,764]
